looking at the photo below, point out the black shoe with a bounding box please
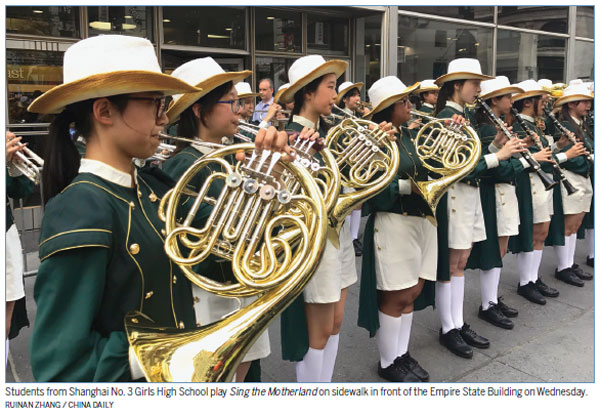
[555,268,585,287]
[378,360,420,382]
[571,264,593,281]
[459,323,490,348]
[517,282,547,305]
[439,328,473,359]
[478,303,514,330]
[587,256,594,267]
[353,239,363,257]
[397,352,429,382]
[497,296,518,317]
[534,277,559,297]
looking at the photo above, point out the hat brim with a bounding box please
[238,92,260,99]
[480,86,524,101]
[28,70,202,114]
[274,88,288,104]
[512,90,549,102]
[364,82,420,118]
[434,72,494,86]
[335,82,364,105]
[278,60,348,105]
[166,70,252,122]
[414,86,440,94]
[554,93,594,108]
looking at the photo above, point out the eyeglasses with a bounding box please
[398,97,410,106]
[126,96,171,120]
[217,99,242,113]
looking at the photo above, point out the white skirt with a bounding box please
[6,224,25,302]
[561,170,593,215]
[374,212,437,290]
[192,287,270,362]
[530,172,554,223]
[495,183,520,237]
[447,183,487,249]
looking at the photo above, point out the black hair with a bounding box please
[560,102,585,141]
[434,80,465,116]
[371,103,395,126]
[175,81,233,152]
[513,96,540,115]
[410,93,422,111]
[288,75,331,132]
[339,87,360,109]
[42,95,129,204]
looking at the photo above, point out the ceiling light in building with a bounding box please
[207,34,229,39]
[33,10,44,14]
[375,43,380,46]
[163,19,171,23]
[458,48,466,52]
[474,42,480,46]
[124,15,132,19]
[89,21,112,31]
[225,28,232,31]
[267,16,275,20]
[122,23,137,30]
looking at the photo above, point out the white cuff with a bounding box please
[129,347,145,380]
[484,153,499,169]
[488,142,501,153]
[258,120,269,129]
[398,179,412,195]
[519,157,529,169]
[555,153,567,164]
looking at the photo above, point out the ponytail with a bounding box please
[434,80,464,116]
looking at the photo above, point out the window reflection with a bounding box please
[87,6,153,40]
[254,56,297,93]
[396,15,493,85]
[355,14,381,92]
[255,8,302,53]
[576,6,594,38]
[6,6,80,38]
[496,30,565,83]
[574,41,594,81]
[306,13,349,56]
[399,6,494,22]
[498,6,568,34]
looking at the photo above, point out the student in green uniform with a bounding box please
[415,79,439,115]
[549,83,594,286]
[162,57,296,382]
[278,55,356,382]
[467,77,528,329]
[6,130,35,362]
[433,58,497,359]
[358,75,430,382]
[336,81,366,256]
[26,34,202,382]
[509,80,561,303]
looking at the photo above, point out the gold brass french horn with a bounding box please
[125,141,327,382]
[408,110,481,222]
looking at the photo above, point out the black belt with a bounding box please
[460,178,480,187]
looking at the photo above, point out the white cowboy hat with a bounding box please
[512,80,549,102]
[537,79,553,91]
[278,55,347,104]
[274,83,290,104]
[336,81,364,105]
[28,35,201,114]
[479,76,524,100]
[235,82,259,99]
[415,79,440,93]
[434,58,493,86]
[554,83,594,108]
[364,76,419,118]
[166,57,251,122]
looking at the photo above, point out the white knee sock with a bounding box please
[567,234,577,266]
[555,239,571,272]
[320,334,339,382]
[517,252,534,285]
[350,209,361,240]
[480,268,500,310]
[531,250,543,283]
[586,229,594,259]
[376,311,402,368]
[296,347,325,382]
[396,312,413,357]
[435,281,454,334]
[450,275,465,329]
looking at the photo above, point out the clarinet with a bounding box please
[543,105,594,164]
[510,108,577,195]
[475,97,557,190]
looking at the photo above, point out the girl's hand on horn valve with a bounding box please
[373,121,396,140]
[286,126,322,155]
[450,114,467,126]
[236,126,296,162]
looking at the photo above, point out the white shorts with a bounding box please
[530,172,554,223]
[6,224,25,302]
[561,170,593,215]
[303,220,358,304]
[447,183,487,249]
[495,183,520,237]
[374,213,437,290]
[192,287,270,362]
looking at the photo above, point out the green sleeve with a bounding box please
[6,170,34,200]
[31,247,132,382]
[555,121,592,175]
